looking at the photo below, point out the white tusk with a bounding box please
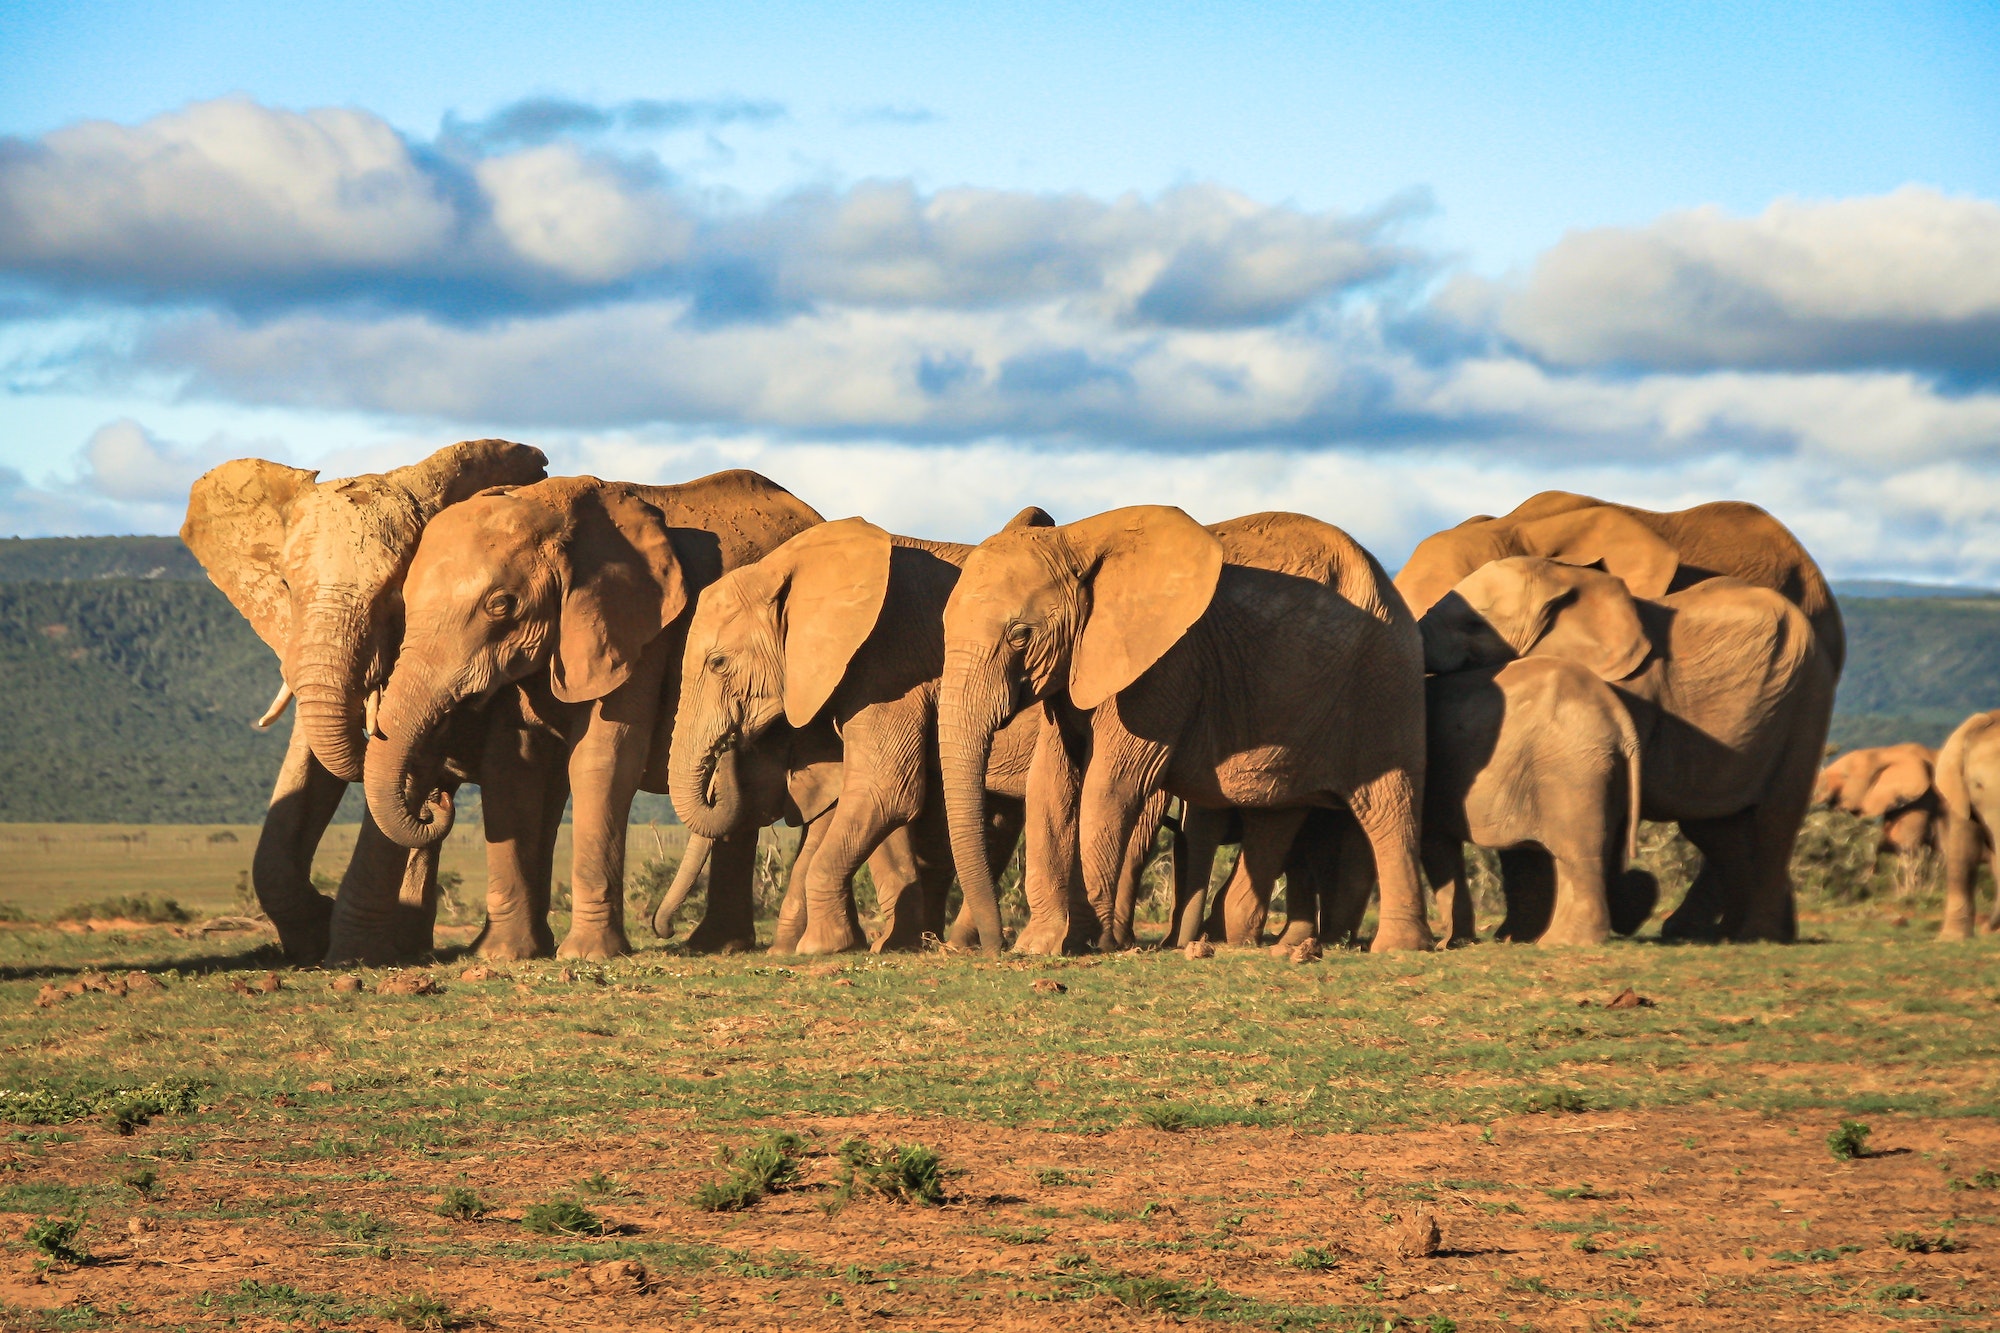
[253,682,295,730]
[364,688,386,741]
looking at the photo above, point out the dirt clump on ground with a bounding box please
[2,1107,1994,1330]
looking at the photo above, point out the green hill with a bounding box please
[0,536,1993,820]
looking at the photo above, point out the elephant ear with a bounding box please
[1067,506,1225,711]
[180,458,322,657]
[391,438,550,514]
[1859,755,1935,818]
[1515,507,1679,601]
[551,484,688,703]
[1004,505,1057,530]
[1529,561,1654,682]
[770,518,893,727]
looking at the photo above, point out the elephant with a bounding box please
[669,513,1107,955]
[1419,556,1835,941]
[1395,491,1844,675]
[1815,743,1941,895]
[1935,712,2000,939]
[937,505,1434,957]
[181,439,550,964]
[364,471,822,960]
[1198,657,1646,949]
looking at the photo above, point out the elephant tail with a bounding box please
[1618,713,1644,868]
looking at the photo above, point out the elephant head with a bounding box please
[1395,504,1681,620]
[181,439,548,782]
[1418,556,1653,682]
[1815,745,1936,819]
[365,477,687,849]
[668,518,892,841]
[937,505,1224,953]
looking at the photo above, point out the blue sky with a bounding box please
[3,0,1998,577]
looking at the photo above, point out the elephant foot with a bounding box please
[1267,920,1317,956]
[1936,915,1975,942]
[684,917,761,955]
[1368,919,1436,953]
[1658,908,1722,943]
[795,919,867,955]
[477,921,555,961]
[1012,917,1073,956]
[557,923,634,960]
[1537,923,1611,947]
[1606,871,1660,937]
[271,898,335,968]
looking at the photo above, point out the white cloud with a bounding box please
[72,418,233,504]
[1498,186,2000,378]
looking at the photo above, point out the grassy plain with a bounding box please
[0,820,1997,1329]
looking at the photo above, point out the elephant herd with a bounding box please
[178,441,1998,969]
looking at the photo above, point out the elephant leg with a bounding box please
[1170,805,1229,947]
[1107,790,1168,950]
[1202,809,1303,950]
[1350,771,1436,952]
[1662,813,1754,942]
[251,723,344,965]
[1540,854,1612,947]
[867,824,930,952]
[475,717,565,960]
[556,713,650,961]
[1072,715,1169,955]
[1422,834,1478,946]
[981,797,1028,934]
[325,809,429,966]
[1003,712,1086,955]
[1494,847,1556,942]
[1724,750,1818,944]
[794,796,892,955]
[684,830,761,953]
[771,812,829,953]
[1310,808,1374,946]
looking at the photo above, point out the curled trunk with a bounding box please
[668,693,748,840]
[651,834,712,939]
[363,662,457,849]
[938,648,1008,956]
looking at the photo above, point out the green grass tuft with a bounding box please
[830,1139,948,1209]
[521,1200,605,1236]
[25,1216,88,1267]
[1827,1120,1872,1162]
[52,895,190,924]
[436,1187,489,1221]
[1887,1229,1958,1254]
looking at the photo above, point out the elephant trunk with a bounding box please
[650,834,713,939]
[362,660,457,850]
[290,591,373,783]
[938,646,1009,956]
[668,689,749,840]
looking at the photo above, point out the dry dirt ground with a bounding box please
[4,1107,1996,1331]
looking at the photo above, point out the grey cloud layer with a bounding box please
[1493,187,2000,382]
[0,98,1417,323]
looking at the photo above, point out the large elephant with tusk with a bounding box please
[182,440,553,964]
[363,471,822,960]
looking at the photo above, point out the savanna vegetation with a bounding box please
[1,808,1997,1329]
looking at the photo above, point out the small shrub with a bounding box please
[1535,1088,1590,1114]
[25,1216,88,1266]
[328,1211,392,1258]
[122,1168,157,1196]
[381,1293,455,1330]
[1887,1230,1958,1254]
[103,1095,159,1136]
[436,1187,488,1221]
[691,1131,807,1212]
[1036,1167,1089,1188]
[1949,1167,2000,1191]
[1137,1104,1220,1132]
[1545,1184,1602,1201]
[1289,1245,1339,1271]
[1876,1283,1922,1301]
[830,1139,949,1210]
[1827,1120,1872,1162]
[1096,1274,1199,1314]
[521,1200,605,1235]
[0,901,24,923]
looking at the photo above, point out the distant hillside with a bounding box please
[0,535,205,582]
[0,536,1993,819]
[1830,595,2000,750]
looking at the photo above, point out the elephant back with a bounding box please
[637,470,826,574]
[1209,512,1406,627]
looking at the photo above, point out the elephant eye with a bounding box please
[707,651,729,674]
[1005,622,1033,648]
[484,591,518,620]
